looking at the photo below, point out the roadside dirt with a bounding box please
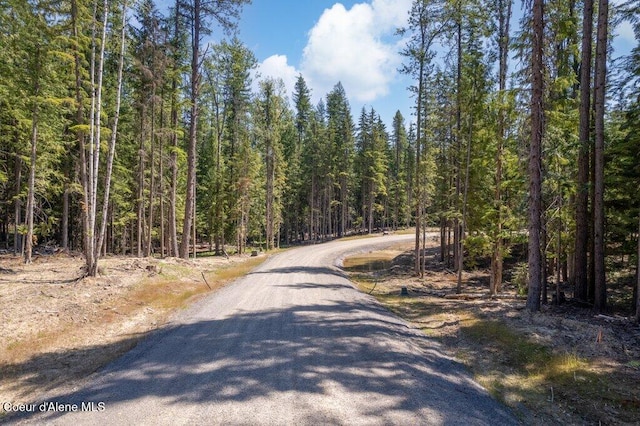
[343,238,640,425]
[0,251,264,412]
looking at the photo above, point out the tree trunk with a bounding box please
[414,52,424,277]
[169,93,179,257]
[62,184,69,251]
[137,114,146,257]
[456,115,472,294]
[454,5,462,275]
[159,97,165,258]
[542,212,548,304]
[92,1,126,275]
[13,152,22,255]
[266,145,274,250]
[192,189,197,259]
[636,213,640,323]
[556,197,563,303]
[89,0,109,263]
[168,0,181,257]
[593,0,608,312]
[526,0,544,312]
[179,0,201,259]
[146,92,156,257]
[574,0,593,302]
[491,0,512,296]
[25,94,39,264]
[83,0,109,274]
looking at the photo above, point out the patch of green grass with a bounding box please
[462,319,553,371]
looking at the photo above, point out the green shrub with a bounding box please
[512,262,528,296]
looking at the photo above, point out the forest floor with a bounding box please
[343,237,640,425]
[0,249,267,416]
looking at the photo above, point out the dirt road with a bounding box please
[9,235,517,425]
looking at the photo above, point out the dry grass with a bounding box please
[205,256,267,283]
[345,249,640,425]
[0,253,269,410]
[343,252,396,272]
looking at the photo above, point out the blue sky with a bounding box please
[240,0,415,127]
[157,0,636,129]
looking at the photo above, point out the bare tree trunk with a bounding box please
[527,0,544,312]
[89,0,109,263]
[168,0,180,257]
[92,1,127,275]
[82,0,100,273]
[453,7,462,275]
[593,0,608,312]
[542,211,548,304]
[13,153,22,255]
[341,177,348,237]
[490,0,512,296]
[556,196,563,302]
[146,99,156,258]
[179,0,201,259]
[266,145,275,249]
[70,0,90,264]
[81,0,109,274]
[25,90,39,264]
[137,115,146,257]
[310,175,316,241]
[169,103,179,257]
[636,214,640,323]
[62,184,69,250]
[574,0,593,302]
[456,114,472,294]
[414,59,424,277]
[192,189,196,259]
[159,98,165,258]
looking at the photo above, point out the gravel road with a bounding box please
[10,235,518,425]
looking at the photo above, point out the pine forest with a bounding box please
[2,0,640,320]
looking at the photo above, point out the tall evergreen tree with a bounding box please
[527,0,545,312]
[400,0,450,275]
[326,82,355,237]
[178,0,250,259]
[254,78,288,250]
[389,111,410,230]
[592,0,609,312]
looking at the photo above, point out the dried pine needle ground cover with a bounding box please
[343,240,640,425]
[0,251,268,412]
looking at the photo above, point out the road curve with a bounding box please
[12,234,518,425]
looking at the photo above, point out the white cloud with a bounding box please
[614,20,635,45]
[371,0,413,30]
[300,0,412,103]
[253,54,299,101]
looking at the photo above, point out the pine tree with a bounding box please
[527,0,545,312]
[390,111,410,231]
[399,0,450,275]
[326,83,355,237]
[178,0,250,259]
[592,0,609,312]
[254,78,288,250]
[490,0,512,296]
[218,37,256,253]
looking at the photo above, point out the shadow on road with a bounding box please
[4,296,516,425]
[249,266,347,279]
